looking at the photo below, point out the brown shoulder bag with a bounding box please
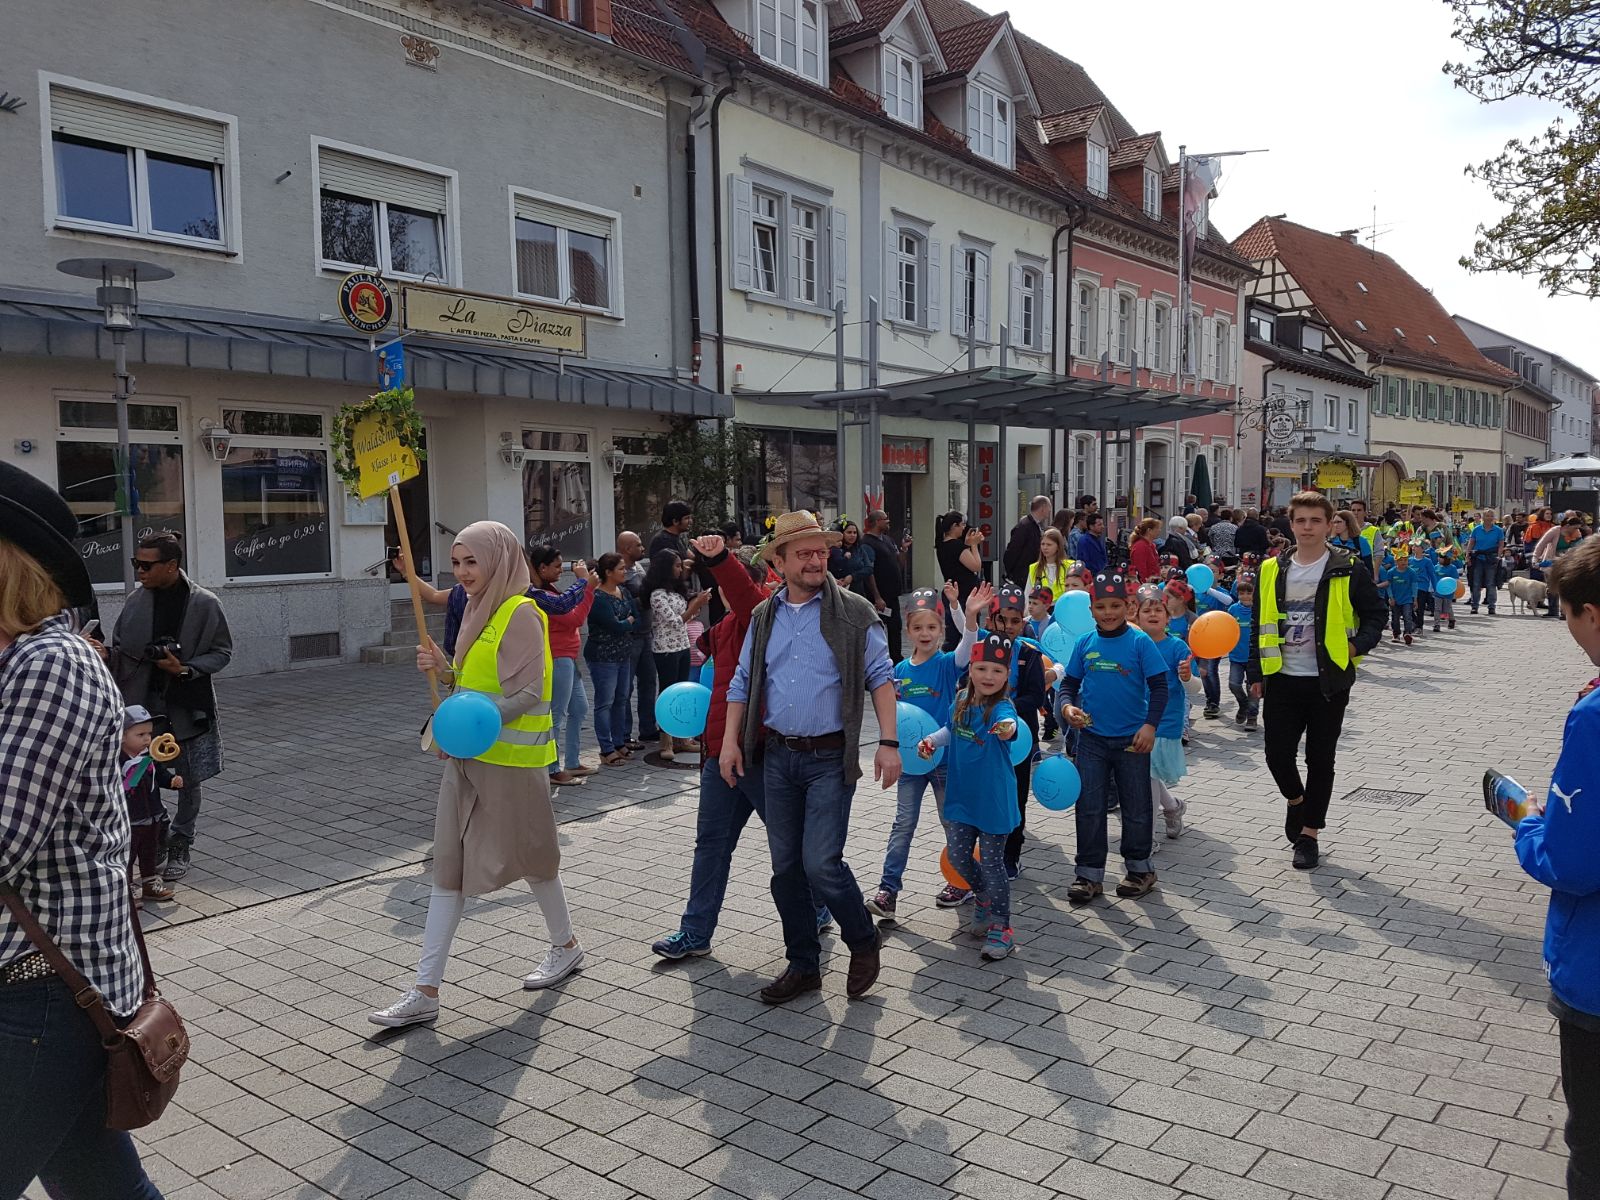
[0,883,188,1130]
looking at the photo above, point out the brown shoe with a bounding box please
[759,969,822,1005]
[846,935,882,999]
[1115,871,1158,899]
[142,878,175,901]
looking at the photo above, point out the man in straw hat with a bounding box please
[723,510,900,1004]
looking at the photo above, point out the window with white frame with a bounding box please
[47,82,232,251]
[894,229,925,325]
[1011,264,1048,352]
[954,246,991,342]
[1293,388,1313,426]
[1074,282,1096,359]
[790,200,822,305]
[1143,167,1161,218]
[1086,140,1108,197]
[1347,397,1358,433]
[513,193,617,313]
[1073,435,1095,497]
[756,0,825,84]
[318,146,448,280]
[522,429,594,559]
[732,176,845,309]
[1116,293,1134,364]
[882,46,920,126]
[965,82,1013,169]
[1186,311,1201,376]
[1322,394,1337,431]
[751,188,781,295]
[218,408,332,579]
[1151,302,1170,373]
[1212,320,1231,383]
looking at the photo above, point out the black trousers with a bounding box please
[882,607,902,665]
[1005,707,1041,868]
[1261,674,1350,829]
[1564,1020,1600,1199]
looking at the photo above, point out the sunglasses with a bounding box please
[131,558,169,572]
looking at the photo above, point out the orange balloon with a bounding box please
[940,844,979,889]
[1189,610,1241,659]
[1455,580,1468,600]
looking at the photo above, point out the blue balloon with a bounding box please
[1186,563,1216,593]
[656,682,711,738]
[1040,622,1076,665]
[897,702,943,776]
[1053,590,1095,637]
[432,691,502,759]
[1006,718,1034,766]
[1434,577,1456,597]
[1032,755,1082,811]
[699,658,716,686]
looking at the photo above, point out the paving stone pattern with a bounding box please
[24,615,1587,1198]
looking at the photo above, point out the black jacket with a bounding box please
[1002,517,1042,589]
[1247,546,1387,695]
[1234,519,1270,556]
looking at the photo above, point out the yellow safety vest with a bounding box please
[1027,561,1069,601]
[454,594,555,768]
[1255,554,1362,677]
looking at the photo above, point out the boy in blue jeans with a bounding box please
[1228,576,1259,729]
[1060,571,1169,904]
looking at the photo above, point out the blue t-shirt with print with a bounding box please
[1227,600,1254,665]
[944,697,1021,836]
[894,651,962,724]
[1168,612,1191,643]
[1197,588,1232,616]
[1150,636,1189,739]
[1065,624,1167,738]
[1382,562,1417,605]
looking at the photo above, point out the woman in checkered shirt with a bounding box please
[0,463,163,1198]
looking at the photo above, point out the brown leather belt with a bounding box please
[764,730,845,752]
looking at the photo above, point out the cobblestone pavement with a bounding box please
[27,612,1586,1199]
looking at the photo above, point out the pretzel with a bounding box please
[149,733,182,763]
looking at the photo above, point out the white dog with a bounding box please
[1506,575,1548,615]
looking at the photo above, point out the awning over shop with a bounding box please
[0,287,730,418]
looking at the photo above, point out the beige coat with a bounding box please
[431,603,561,895]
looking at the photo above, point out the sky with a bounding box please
[1005,0,1597,379]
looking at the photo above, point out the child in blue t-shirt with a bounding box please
[1227,576,1259,728]
[1059,571,1170,905]
[1135,585,1192,841]
[1381,551,1419,643]
[987,587,1063,878]
[1026,586,1055,642]
[1190,580,1233,720]
[868,582,982,921]
[917,633,1021,960]
[1434,547,1460,631]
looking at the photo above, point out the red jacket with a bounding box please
[541,583,595,660]
[1129,537,1161,583]
[701,550,771,757]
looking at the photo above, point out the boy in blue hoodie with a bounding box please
[1513,536,1600,1197]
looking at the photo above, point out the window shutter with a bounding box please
[1136,298,1149,370]
[927,239,942,330]
[319,148,448,213]
[1041,273,1054,352]
[1399,378,1410,419]
[882,223,899,317]
[1008,264,1023,345]
[951,246,968,340]
[513,194,611,238]
[1202,320,1216,380]
[52,87,227,162]
[973,252,990,344]
[730,177,754,292]
[829,207,848,310]
[1096,288,1113,363]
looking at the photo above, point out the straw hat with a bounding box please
[758,510,842,562]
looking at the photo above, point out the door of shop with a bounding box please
[883,472,914,585]
[386,429,433,597]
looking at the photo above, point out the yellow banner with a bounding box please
[1399,484,1431,504]
[1315,462,1355,491]
[353,414,420,500]
[401,286,586,355]
[1451,496,1474,513]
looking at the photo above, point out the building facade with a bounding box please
[0,0,720,673]
[1454,314,1593,472]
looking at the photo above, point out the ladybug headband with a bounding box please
[1135,583,1165,606]
[1028,585,1054,603]
[990,586,1026,614]
[970,633,1014,667]
[1091,572,1129,601]
[1165,578,1194,602]
[903,588,944,618]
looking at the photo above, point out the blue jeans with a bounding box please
[549,656,590,772]
[1197,657,1221,707]
[1469,556,1499,611]
[1227,659,1258,718]
[764,741,877,973]
[0,978,164,1199]
[628,637,658,741]
[589,658,634,754]
[878,766,947,894]
[1073,729,1155,881]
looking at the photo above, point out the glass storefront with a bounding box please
[740,427,838,531]
[522,429,593,559]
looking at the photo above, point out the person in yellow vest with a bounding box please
[370,520,581,1028]
[1248,491,1387,870]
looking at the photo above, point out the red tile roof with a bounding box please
[1110,132,1159,170]
[610,1,700,73]
[1233,217,1518,384]
[831,0,909,43]
[927,13,1006,80]
[1037,104,1103,144]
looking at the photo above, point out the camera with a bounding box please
[145,638,182,662]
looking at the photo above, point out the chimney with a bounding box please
[581,0,614,38]
[1338,229,1360,244]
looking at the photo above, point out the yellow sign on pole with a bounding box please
[1315,462,1355,491]
[1451,496,1474,513]
[352,414,421,501]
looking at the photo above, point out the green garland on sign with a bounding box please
[331,387,425,493]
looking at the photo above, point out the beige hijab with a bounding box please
[451,521,531,669]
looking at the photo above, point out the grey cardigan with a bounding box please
[110,573,234,740]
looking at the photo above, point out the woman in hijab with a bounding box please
[370,521,583,1029]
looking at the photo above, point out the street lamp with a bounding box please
[1451,450,1464,517]
[56,258,175,595]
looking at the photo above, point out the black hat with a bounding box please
[991,586,1026,614]
[0,463,91,606]
[970,633,1014,668]
[1091,572,1129,601]
[903,587,944,618]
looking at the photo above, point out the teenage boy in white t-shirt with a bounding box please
[1248,491,1387,869]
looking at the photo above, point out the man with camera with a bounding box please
[94,532,233,882]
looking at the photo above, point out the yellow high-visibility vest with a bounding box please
[455,594,555,768]
[1256,553,1362,676]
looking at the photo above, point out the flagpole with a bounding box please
[1175,145,1187,515]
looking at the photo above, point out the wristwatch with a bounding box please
[178,667,195,681]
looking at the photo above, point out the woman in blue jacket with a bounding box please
[1513,536,1600,1197]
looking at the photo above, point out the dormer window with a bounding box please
[1143,167,1160,218]
[756,0,825,84]
[882,46,920,126]
[1086,139,1108,197]
[966,82,1013,169]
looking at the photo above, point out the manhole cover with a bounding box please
[1345,787,1427,808]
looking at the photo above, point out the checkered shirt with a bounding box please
[1,615,144,1016]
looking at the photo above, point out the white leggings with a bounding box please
[416,875,574,989]
[1152,778,1181,815]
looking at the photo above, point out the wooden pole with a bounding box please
[389,483,441,708]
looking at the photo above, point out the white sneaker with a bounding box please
[523,942,585,990]
[368,987,439,1028]
[1165,799,1187,840]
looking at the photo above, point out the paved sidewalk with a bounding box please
[29,612,1586,1199]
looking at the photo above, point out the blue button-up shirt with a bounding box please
[727,589,893,735]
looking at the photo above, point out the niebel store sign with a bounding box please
[400,285,586,355]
